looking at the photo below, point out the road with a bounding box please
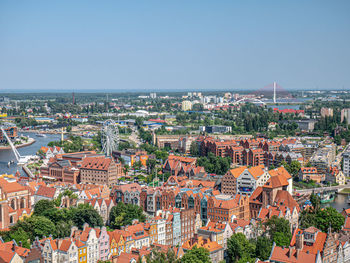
[295,184,350,194]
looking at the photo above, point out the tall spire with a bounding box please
[273,81,277,104]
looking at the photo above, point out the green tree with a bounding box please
[190,141,199,156]
[255,236,272,261]
[227,233,255,263]
[264,216,291,247]
[6,227,31,248]
[315,207,345,232]
[123,164,130,175]
[109,202,145,229]
[310,193,321,211]
[181,246,211,263]
[34,199,55,216]
[13,216,57,241]
[72,204,103,229]
[146,248,179,263]
[146,159,157,175]
[289,161,301,176]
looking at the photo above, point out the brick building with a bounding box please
[80,156,122,186]
[207,194,250,222]
[180,208,195,242]
[242,148,265,166]
[0,177,32,230]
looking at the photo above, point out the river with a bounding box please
[0,132,63,175]
[322,194,350,212]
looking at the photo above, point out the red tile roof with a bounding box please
[0,178,27,193]
[35,185,56,198]
[290,228,327,255]
[81,157,112,171]
[270,245,316,263]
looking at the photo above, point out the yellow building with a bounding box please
[121,230,134,253]
[144,222,158,244]
[108,231,119,256]
[76,240,87,263]
[117,234,125,254]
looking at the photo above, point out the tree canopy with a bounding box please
[109,202,146,229]
[197,152,232,175]
[299,193,345,232]
[6,200,103,246]
[264,216,292,247]
[181,246,211,263]
[227,233,255,263]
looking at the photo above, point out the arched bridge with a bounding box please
[233,98,266,105]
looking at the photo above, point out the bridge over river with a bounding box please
[295,184,350,194]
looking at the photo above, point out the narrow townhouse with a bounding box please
[96,226,109,261]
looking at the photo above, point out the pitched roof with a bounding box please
[0,250,16,263]
[59,239,72,252]
[274,190,300,212]
[35,185,57,198]
[270,245,316,263]
[269,166,292,180]
[182,236,223,253]
[290,228,327,255]
[0,178,27,193]
[264,175,289,189]
[81,156,113,171]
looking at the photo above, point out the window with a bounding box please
[10,199,15,210]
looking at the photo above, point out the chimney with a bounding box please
[12,243,16,252]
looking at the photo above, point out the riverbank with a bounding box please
[339,188,350,195]
[0,132,64,176]
[0,137,36,150]
[19,129,62,134]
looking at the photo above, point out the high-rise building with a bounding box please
[150,92,157,99]
[182,100,192,111]
[341,108,350,124]
[343,146,350,177]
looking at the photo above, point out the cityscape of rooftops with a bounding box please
[1,1,350,263]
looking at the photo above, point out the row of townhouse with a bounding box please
[37,224,105,263]
[199,137,319,166]
[138,183,250,224]
[32,183,116,225]
[162,155,206,178]
[197,219,258,251]
[37,222,151,263]
[299,166,346,185]
[269,226,350,263]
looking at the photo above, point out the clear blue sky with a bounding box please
[1,0,349,92]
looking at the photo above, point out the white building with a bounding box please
[181,100,192,111]
[155,216,166,245]
[343,146,350,177]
